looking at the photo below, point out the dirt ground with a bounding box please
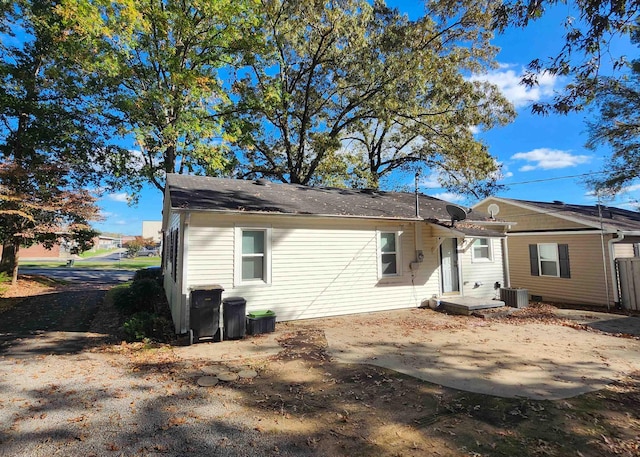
[1,278,640,456]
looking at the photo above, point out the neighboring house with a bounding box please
[162,175,510,334]
[474,197,640,308]
[16,242,68,259]
[90,235,120,250]
[142,221,162,244]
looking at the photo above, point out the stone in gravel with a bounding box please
[217,372,239,382]
[196,376,219,387]
[201,365,224,376]
[237,369,258,379]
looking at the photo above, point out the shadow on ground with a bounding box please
[0,289,112,356]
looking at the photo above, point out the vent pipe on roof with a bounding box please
[415,171,420,219]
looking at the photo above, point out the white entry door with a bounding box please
[440,238,460,293]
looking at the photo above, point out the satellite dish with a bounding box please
[446,204,468,227]
[487,203,500,219]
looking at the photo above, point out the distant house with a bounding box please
[142,221,162,244]
[474,197,640,308]
[162,175,511,334]
[91,235,120,250]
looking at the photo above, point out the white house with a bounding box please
[162,174,510,335]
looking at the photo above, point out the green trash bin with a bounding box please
[246,310,276,335]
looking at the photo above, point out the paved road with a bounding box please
[19,267,135,285]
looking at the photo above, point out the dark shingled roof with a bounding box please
[166,175,503,237]
[501,198,640,233]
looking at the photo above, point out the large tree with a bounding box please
[494,0,640,114]
[228,0,513,193]
[586,20,640,195]
[0,0,102,283]
[57,0,262,194]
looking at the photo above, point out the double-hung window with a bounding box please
[236,228,271,285]
[472,238,492,262]
[529,243,571,278]
[379,231,400,277]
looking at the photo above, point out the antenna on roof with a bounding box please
[415,171,420,219]
[446,204,468,227]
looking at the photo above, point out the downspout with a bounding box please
[502,234,511,288]
[607,232,624,310]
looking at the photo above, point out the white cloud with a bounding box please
[468,125,481,135]
[469,66,559,109]
[419,173,442,189]
[432,192,465,203]
[107,192,130,203]
[511,148,591,171]
[621,183,640,193]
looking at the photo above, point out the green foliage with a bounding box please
[586,19,640,196]
[122,311,174,342]
[494,0,640,114]
[133,266,162,283]
[229,0,513,195]
[114,267,173,342]
[0,1,105,281]
[114,277,164,315]
[56,0,263,194]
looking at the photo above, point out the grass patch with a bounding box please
[0,271,10,295]
[20,257,160,270]
[79,248,119,258]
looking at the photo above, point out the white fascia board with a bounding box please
[477,197,604,230]
[508,230,613,236]
[169,207,427,223]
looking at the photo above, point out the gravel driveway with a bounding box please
[2,278,640,456]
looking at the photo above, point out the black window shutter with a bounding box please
[558,244,571,278]
[529,244,539,276]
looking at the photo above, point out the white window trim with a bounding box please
[471,237,493,263]
[235,226,272,286]
[538,242,560,277]
[377,229,402,278]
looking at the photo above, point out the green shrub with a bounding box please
[114,278,164,315]
[133,267,162,283]
[123,312,174,342]
[115,267,174,342]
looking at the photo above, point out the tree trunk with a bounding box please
[0,240,19,285]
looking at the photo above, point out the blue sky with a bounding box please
[94,1,638,235]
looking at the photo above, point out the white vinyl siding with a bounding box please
[162,211,184,333]
[460,237,505,299]
[185,214,442,322]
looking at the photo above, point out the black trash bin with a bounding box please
[189,285,224,344]
[222,296,246,340]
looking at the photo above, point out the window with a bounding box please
[538,243,558,276]
[529,243,570,278]
[236,227,271,284]
[379,231,400,277]
[472,238,492,262]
